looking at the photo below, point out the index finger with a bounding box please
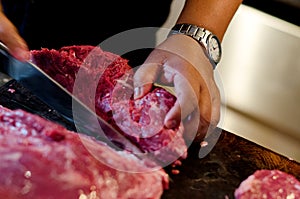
[164,71,200,129]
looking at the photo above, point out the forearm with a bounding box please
[176,0,243,41]
[0,1,3,12]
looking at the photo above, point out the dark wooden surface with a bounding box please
[162,130,300,198]
[0,80,299,199]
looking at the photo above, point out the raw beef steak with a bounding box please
[30,45,188,165]
[234,169,300,199]
[0,105,168,199]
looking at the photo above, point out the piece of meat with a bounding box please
[111,73,187,165]
[234,169,300,199]
[0,105,168,199]
[30,45,188,166]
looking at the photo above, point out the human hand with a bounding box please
[133,34,221,141]
[0,11,29,61]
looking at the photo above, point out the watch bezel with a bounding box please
[169,23,222,69]
[207,34,222,65]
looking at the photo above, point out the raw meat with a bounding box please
[111,78,187,165]
[30,45,188,165]
[0,105,169,199]
[234,169,300,199]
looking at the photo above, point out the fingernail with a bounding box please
[134,87,142,99]
[165,119,179,129]
[14,47,30,61]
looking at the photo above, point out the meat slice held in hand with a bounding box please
[30,45,188,166]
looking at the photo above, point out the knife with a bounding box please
[0,42,142,154]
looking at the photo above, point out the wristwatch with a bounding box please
[169,23,222,69]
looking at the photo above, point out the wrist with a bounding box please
[168,23,222,70]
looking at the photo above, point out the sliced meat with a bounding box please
[111,74,187,165]
[0,105,168,199]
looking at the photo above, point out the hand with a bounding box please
[0,11,29,61]
[133,34,221,141]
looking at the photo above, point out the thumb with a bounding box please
[133,62,161,99]
[0,12,30,61]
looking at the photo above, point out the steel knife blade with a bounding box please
[0,42,142,153]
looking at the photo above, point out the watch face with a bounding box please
[208,35,221,64]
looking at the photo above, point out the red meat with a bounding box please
[234,169,300,199]
[111,76,187,165]
[30,45,187,165]
[0,105,169,199]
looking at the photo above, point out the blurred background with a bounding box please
[157,0,300,161]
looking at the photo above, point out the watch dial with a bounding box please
[208,36,221,64]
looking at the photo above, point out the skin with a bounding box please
[0,0,243,141]
[0,4,29,61]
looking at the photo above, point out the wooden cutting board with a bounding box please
[0,80,299,199]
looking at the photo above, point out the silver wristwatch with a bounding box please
[169,23,222,69]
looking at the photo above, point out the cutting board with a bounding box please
[0,80,299,199]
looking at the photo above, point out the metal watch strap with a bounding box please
[169,23,221,69]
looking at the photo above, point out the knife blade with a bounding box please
[0,42,142,154]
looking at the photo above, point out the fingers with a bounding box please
[182,109,200,141]
[133,62,161,99]
[0,12,30,61]
[164,65,221,142]
[9,41,30,62]
[164,71,199,129]
[186,80,220,142]
[199,79,221,128]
